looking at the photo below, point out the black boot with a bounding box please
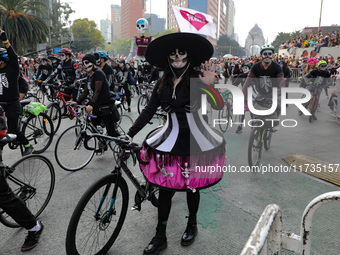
[181,215,198,246]
[143,223,167,255]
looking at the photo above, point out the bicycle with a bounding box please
[218,90,235,132]
[307,83,328,123]
[0,134,55,228]
[54,105,133,171]
[137,83,155,114]
[65,134,158,255]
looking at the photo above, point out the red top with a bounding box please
[136,36,152,56]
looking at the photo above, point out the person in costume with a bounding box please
[124,32,226,255]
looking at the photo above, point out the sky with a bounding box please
[62,0,340,46]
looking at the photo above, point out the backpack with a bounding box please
[127,71,136,85]
[0,105,7,140]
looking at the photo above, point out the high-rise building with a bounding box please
[144,13,166,35]
[111,5,121,41]
[224,0,235,39]
[121,0,146,40]
[100,19,111,43]
[167,0,228,45]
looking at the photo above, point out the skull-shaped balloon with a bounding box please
[136,18,149,34]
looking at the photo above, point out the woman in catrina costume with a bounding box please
[125,32,226,255]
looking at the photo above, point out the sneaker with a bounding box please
[21,222,44,252]
[22,145,34,157]
[128,108,131,112]
[236,126,242,134]
[312,115,317,120]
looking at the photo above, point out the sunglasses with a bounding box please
[262,52,273,57]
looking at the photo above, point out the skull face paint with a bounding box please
[41,60,47,65]
[59,53,66,61]
[83,60,94,72]
[261,50,273,63]
[169,49,188,69]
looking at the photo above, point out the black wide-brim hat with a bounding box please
[145,32,214,68]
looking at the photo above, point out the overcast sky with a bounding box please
[62,0,340,46]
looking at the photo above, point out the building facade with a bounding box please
[120,0,146,40]
[111,5,121,41]
[100,19,111,43]
[144,13,166,35]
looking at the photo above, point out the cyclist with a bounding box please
[47,55,61,71]
[36,56,52,93]
[0,28,34,156]
[117,58,132,112]
[68,53,120,138]
[242,44,285,131]
[302,60,331,121]
[96,51,115,91]
[43,48,80,101]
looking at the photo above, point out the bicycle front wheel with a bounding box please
[248,128,263,168]
[46,102,62,134]
[263,129,272,151]
[0,155,55,228]
[66,174,129,255]
[22,112,54,154]
[55,125,96,171]
[218,104,230,133]
[116,115,134,136]
[137,95,148,114]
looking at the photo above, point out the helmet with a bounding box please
[97,51,108,61]
[0,48,9,61]
[317,60,327,67]
[260,44,275,55]
[307,58,317,64]
[58,48,72,55]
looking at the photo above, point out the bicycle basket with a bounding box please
[252,101,279,129]
[23,102,47,116]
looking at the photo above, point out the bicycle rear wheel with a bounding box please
[66,174,129,255]
[248,128,263,168]
[0,155,55,228]
[263,129,272,151]
[46,102,62,134]
[22,112,54,154]
[55,125,96,171]
[35,89,45,104]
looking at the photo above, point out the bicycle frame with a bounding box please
[56,90,75,118]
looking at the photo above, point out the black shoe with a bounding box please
[309,116,313,123]
[312,115,317,120]
[143,235,167,255]
[298,110,303,116]
[22,145,34,157]
[128,108,131,112]
[181,216,198,246]
[21,222,44,252]
[236,126,242,134]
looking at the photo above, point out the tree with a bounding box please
[112,38,132,57]
[0,0,49,55]
[271,30,303,51]
[71,18,104,53]
[50,2,74,45]
[217,34,244,56]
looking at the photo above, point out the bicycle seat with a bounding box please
[0,134,17,143]
[20,99,31,106]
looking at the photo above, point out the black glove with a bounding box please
[0,31,8,42]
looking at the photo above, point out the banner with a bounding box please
[172,5,216,39]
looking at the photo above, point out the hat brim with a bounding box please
[145,32,214,68]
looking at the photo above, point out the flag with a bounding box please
[171,5,217,39]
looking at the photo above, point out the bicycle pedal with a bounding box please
[131,204,141,211]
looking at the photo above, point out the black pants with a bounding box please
[0,167,36,229]
[158,189,200,223]
[1,102,29,146]
[119,83,131,107]
[92,102,120,137]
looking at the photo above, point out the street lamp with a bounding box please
[318,0,324,33]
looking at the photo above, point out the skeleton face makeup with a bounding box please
[41,60,47,65]
[242,66,250,73]
[319,64,327,71]
[262,50,273,63]
[83,60,94,72]
[59,53,66,61]
[169,49,188,69]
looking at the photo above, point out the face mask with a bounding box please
[169,49,187,68]
[60,53,66,61]
[242,66,249,73]
[41,60,47,65]
[83,60,94,72]
[262,50,273,63]
[118,63,124,67]
[319,64,327,71]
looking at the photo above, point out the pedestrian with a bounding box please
[123,32,226,255]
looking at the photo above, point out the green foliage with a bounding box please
[271,30,302,51]
[50,2,74,46]
[71,18,104,53]
[217,34,245,56]
[0,0,49,55]
[112,38,132,57]
[152,29,178,39]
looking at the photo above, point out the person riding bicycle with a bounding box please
[302,60,331,121]
[43,48,80,101]
[117,58,132,112]
[124,32,225,255]
[0,105,44,252]
[47,55,61,71]
[242,44,285,131]
[0,28,34,156]
[36,56,52,93]
[96,51,115,91]
[68,53,120,139]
